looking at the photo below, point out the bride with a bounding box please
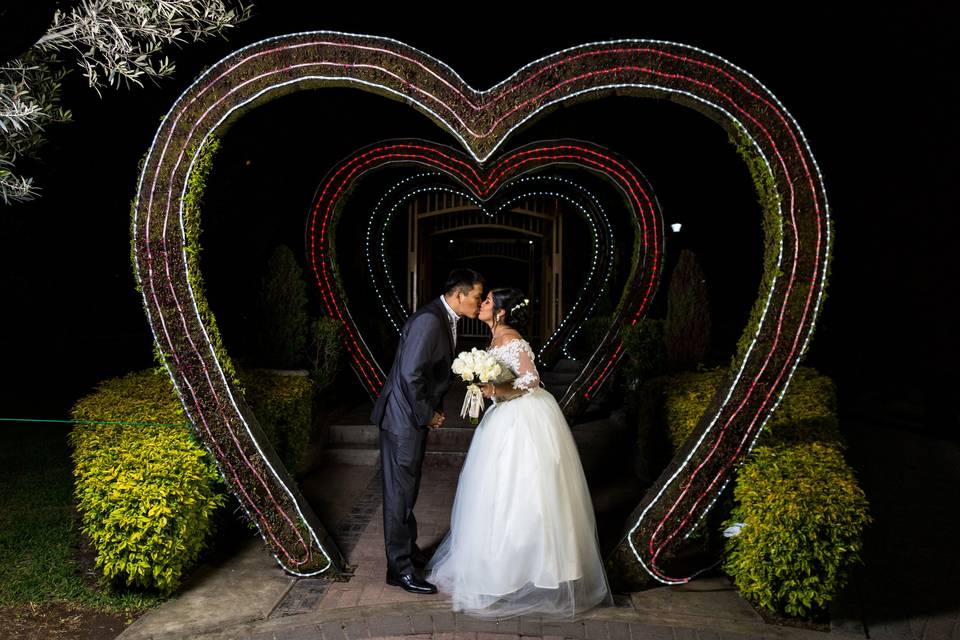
[426,287,613,618]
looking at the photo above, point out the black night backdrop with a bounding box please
[2,6,953,428]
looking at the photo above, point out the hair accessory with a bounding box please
[510,298,530,315]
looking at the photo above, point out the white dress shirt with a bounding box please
[439,295,460,346]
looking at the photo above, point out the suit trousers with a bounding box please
[380,425,429,576]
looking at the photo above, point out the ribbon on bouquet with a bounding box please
[460,383,485,424]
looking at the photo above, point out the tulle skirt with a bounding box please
[426,387,613,619]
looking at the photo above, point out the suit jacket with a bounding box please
[371,298,455,434]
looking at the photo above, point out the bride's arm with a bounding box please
[480,340,540,400]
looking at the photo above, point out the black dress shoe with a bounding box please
[386,571,438,594]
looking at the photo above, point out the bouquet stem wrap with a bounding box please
[461,383,484,424]
[452,348,502,427]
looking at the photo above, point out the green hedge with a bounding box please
[70,366,314,592]
[620,318,666,384]
[659,367,841,452]
[69,370,224,593]
[237,368,313,474]
[723,443,870,617]
[639,366,869,618]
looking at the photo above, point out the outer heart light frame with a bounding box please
[131,32,830,584]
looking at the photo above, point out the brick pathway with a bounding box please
[278,465,462,612]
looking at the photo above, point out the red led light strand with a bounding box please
[308,142,661,401]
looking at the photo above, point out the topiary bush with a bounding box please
[663,249,712,372]
[70,366,315,592]
[308,316,343,392]
[69,370,225,594]
[621,317,666,386]
[252,244,311,368]
[723,443,871,618]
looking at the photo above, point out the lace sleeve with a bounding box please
[511,341,540,392]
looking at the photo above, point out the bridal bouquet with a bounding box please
[452,348,502,425]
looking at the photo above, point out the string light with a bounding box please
[362,172,619,365]
[308,141,661,408]
[132,32,829,583]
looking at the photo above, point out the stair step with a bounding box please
[423,451,467,467]
[328,423,379,445]
[321,445,380,466]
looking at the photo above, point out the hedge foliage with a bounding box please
[70,366,315,592]
[643,366,869,618]
[660,367,841,452]
[664,249,711,372]
[723,443,870,617]
[309,316,343,391]
[252,245,311,368]
[69,370,224,593]
[237,367,313,474]
[620,317,666,384]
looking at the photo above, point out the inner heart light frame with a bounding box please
[306,139,662,420]
[131,32,831,584]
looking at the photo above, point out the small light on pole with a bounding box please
[671,223,683,233]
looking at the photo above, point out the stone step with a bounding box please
[423,450,467,468]
[327,422,379,445]
[320,443,380,466]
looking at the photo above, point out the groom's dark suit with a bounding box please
[371,298,455,577]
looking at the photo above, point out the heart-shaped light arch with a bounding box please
[307,139,659,418]
[132,32,829,582]
[362,171,617,367]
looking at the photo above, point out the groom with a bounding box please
[371,268,485,594]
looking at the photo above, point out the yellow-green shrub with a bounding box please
[641,366,868,618]
[69,367,313,592]
[723,443,871,617]
[661,367,840,452]
[69,370,224,593]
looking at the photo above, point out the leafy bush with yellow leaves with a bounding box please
[662,367,841,452]
[69,370,224,593]
[723,443,871,617]
[69,366,314,592]
[643,366,868,618]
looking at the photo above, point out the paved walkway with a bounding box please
[116,418,960,640]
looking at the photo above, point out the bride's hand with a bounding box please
[479,383,495,399]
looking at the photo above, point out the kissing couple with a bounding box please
[371,268,612,618]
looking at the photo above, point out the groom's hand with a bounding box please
[427,411,445,429]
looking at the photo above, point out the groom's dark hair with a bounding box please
[444,268,485,295]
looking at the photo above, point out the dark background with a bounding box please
[1,5,955,432]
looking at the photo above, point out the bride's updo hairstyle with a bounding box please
[491,288,531,332]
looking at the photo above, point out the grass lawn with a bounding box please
[0,421,163,638]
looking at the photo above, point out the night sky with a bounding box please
[1,6,954,427]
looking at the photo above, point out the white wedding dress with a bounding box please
[426,338,613,619]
